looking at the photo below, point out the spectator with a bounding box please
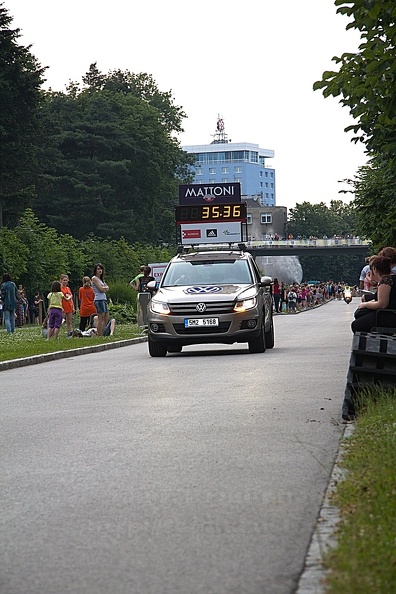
[0,273,19,334]
[272,278,281,313]
[78,276,97,331]
[129,265,145,291]
[60,274,75,336]
[32,291,43,325]
[137,266,155,294]
[351,256,396,333]
[91,263,109,336]
[287,287,297,313]
[47,281,64,340]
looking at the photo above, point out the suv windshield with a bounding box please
[161,260,253,287]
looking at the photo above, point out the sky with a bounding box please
[9,0,367,211]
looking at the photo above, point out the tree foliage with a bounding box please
[0,3,46,227]
[33,65,193,244]
[0,208,175,299]
[287,200,358,239]
[314,1,396,245]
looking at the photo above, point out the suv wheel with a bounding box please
[265,318,275,349]
[248,324,266,353]
[148,335,167,357]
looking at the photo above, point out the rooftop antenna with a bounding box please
[211,114,229,144]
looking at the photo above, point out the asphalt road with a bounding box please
[1,299,356,594]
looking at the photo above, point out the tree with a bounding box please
[313,0,396,242]
[287,201,357,239]
[0,3,46,227]
[0,226,29,278]
[34,69,193,243]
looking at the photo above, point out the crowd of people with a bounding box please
[0,261,156,339]
[272,278,356,314]
[3,249,396,338]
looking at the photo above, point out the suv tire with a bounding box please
[265,318,275,349]
[148,336,167,357]
[248,323,266,353]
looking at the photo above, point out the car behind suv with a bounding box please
[147,249,274,356]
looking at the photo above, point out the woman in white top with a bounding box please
[91,263,109,336]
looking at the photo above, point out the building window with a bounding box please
[222,167,229,174]
[222,178,229,183]
[261,213,272,224]
[270,171,274,177]
[260,182,263,188]
[196,168,203,176]
[270,183,274,188]
[247,214,252,225]
[235,177,242,185]
[234,166,242,173]
[265,182,268,188]
[265,193,269,199]
[250,151,258,163]
[265,171,268,177]
[209,168,216,174]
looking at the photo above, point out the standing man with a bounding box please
[129,265,145,291]
[0,273,19,333]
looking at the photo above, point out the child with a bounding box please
[78,276,97,331]
[60,274,75,336]
[47,281,64,339]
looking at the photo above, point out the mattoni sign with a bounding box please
[179,182,241,205]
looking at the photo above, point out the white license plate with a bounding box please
[184,318,219,328]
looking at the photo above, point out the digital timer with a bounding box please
[175,203,247,223]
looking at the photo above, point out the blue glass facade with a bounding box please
[182,142,276,206]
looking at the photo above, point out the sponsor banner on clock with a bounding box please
[179,182,241,205]
[180,222,242,245]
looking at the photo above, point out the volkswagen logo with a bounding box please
[196,303,207,313]
[185,286,223,294]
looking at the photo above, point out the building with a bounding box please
[183,116,276,207]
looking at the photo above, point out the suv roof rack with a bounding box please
[177,242,248,254]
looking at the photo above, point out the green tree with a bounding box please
[287,201,357,238]
[0,3,46,227]
[34,68,193,243]
[314,0,396,243]
[0,226,29,278]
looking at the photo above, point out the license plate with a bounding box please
[184,318,219,328]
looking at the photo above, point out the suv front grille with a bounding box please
[169,301,234,316]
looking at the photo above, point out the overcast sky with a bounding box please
[10,0,367,211]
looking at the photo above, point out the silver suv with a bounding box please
[147,249,274,356]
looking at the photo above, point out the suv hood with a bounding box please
[153,284,257,303]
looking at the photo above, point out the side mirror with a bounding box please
[147,280,157,290]
[260,276,272,287]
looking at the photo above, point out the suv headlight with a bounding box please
[150,300,170,315]
[234,296,257,312]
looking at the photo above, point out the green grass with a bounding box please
[324,386,396,594]
[0,323,142,362]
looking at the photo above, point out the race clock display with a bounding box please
[175,203,247,224]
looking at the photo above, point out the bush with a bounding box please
[109,302,136,324]
[107,279,136,307]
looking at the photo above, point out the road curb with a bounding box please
[0,336,148,372]
[296,422,355,593]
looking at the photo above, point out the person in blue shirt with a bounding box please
[0,273,19,333]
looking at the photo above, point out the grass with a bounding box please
[0,322,142,362]
[324,386,396,594]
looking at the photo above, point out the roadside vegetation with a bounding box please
[0,321,142,363]
[324,386,396,594]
